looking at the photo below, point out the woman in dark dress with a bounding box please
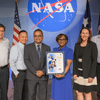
[73,27,98,100]
[51,34,73,100]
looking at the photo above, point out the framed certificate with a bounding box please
[46,52,64,75]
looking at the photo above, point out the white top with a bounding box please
[91,35,100,63]
[0,37,10,66]
[9,42,27,75]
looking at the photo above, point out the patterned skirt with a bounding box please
[73,63,97,93]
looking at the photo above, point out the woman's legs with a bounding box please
[76,90,84,100]
[84,92,92,100]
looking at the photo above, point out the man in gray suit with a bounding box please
[24,29,51,100]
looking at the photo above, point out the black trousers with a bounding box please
[28,80,48,100]
[0,65,9,100]
[97,63,100,100]
[12,70,28,100]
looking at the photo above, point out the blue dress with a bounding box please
[51,46,73,100]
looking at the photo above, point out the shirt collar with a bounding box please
[35,42,42,47]
[57,45,67,50]
[2,37,5,40]
[18,42,25,48]
[0,37,5,43]
[98,35,100,38]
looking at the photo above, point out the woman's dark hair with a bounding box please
[56,34,68,43]
[77,27,91,43]
[0,23,5,31]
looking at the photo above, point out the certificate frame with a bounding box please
[46,52,64,75]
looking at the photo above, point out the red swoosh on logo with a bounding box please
[31,0,72,29]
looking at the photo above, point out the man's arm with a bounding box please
[9,46,19,76]
[24,45,37,75]
[8,39,11,68]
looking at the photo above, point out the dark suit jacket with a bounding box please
[24,42,51,80]
[73,42,98,78]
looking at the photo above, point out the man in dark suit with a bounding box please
[24,29,51,100]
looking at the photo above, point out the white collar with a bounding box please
[18,42,25,48]
[35,42,42,47]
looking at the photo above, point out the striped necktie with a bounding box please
[37,45,41,61]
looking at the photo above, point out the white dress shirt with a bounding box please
[9,42,27,75]
[0,37,10,67]
[91,35,100,63]
[35,42,42,51]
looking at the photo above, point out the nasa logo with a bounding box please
[27,0,77,32]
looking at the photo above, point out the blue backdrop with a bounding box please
[0,0,100,79]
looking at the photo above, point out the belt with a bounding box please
[17,70,26,72]
[0,65,8,69]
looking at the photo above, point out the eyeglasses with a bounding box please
[58,39,67,41]
[0,30,4,32]
[34,35,43,37]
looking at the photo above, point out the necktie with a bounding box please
[37,45,41,61]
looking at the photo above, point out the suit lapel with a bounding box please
[76,44,80,58]
[32,42,39,62]
[40,43,44,63]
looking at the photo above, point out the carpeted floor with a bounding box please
[8,80,97,100]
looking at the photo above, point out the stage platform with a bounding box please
[8,80,97,100]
